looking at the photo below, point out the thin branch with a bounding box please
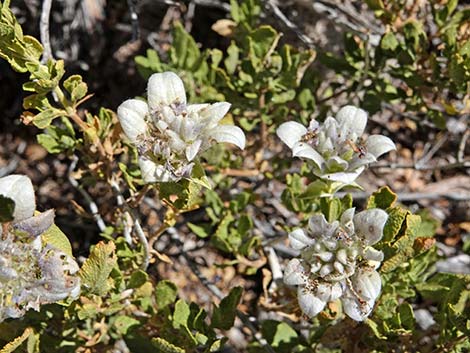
[336,190,470,202]
[184,1,196,33]
[114,184,134,245]
[263,0,315,48]
[370,160,470,171]
[416,133,448,168]
[127,0,140,41]
[0,141,26,178]
[40,0,54,63]
[150,0,230,11]
[68,155,107,232]
[109,179,151,270]
[458,129,470,163]
[193,0,230,12]
[381,102,437,129]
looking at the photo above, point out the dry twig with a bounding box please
[68,155,107,232]
[263,0,315,48]
[109,178,151,270]
[39,0,53,63]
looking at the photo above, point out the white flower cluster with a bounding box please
[284,208,388,321]
[277,105,395,185]
[117,72,246,183]
[0,175,80,323]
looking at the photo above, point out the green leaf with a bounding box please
[79,241,117,295]
[187,222,211,238]
[261,320,298,352]
[156,280,178,309]
[340,193,353,211]
[365,0,384,11]
[271,89,296,104]
[41,222,73,257]
[128,270,148,289]
[211,212,236,253]
[170,22,201,70]
[211,287,242,330]
[398,303,415,331]
[367,186,397,209]
[173,299,191,329]
[247,25,280,64]
[382,206,409,243]
[0,195,15,222]
[32,109,65,129]
[63,74,88,102]
[37,134,60,153]
[366,319,387,339]
[224,41,239,74]
[381,32,399,51]
[113,315,140,335]
[320,197,342,222]
[190,161,212,189]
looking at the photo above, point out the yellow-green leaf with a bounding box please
[79,241,117,296]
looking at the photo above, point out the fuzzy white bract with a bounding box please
[276,106,395,185]
[117,72,246,183]
[283,208,388,321]
[0,175,81,322]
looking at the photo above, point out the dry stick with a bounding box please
[40,0,54,63]
[114,184,134,245]
[68,155,107,232]
[264,0,315,48]
[184,0,196,33]
[381,102,437,129]
[315,0,382,35]
[193,0,230,11]
[0,141,26,178]
[166,228,276,353]
[416,133,448,168]
[458,129,470,163]
[109,179,150,270]
[126,0,140,41]
[336,191,470,202]
[370,160,470,171]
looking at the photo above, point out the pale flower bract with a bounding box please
[283,208,388,321]
[0,175,81,322]
[276,105,396,185]
[117,71,246,183]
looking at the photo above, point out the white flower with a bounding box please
[0,175,81,322]
[117,71,246,183]
[0,174,35,222]
[276,105,395,185]
[283,208,388,321]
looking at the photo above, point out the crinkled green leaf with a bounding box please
[113,315,140,335]
[152,338,185,353]
[156,280,178,309]
[79,241,117,295]
[367,186,397,210]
